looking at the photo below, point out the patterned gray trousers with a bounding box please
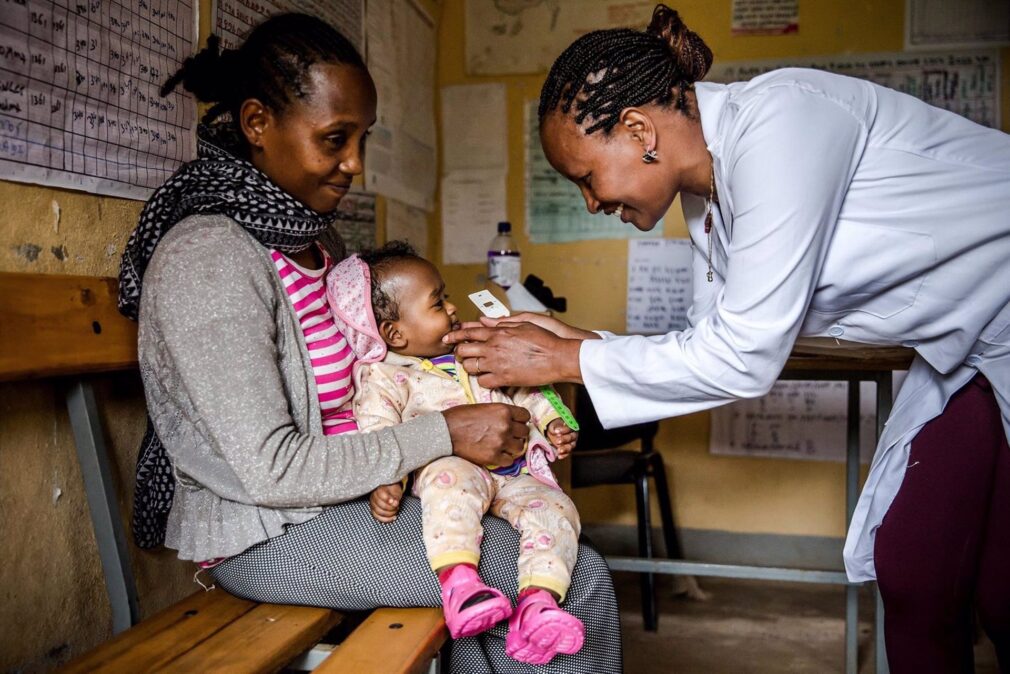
[211,496,623,674]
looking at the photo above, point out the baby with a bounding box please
[325,241,584,666]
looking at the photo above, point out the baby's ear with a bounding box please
[381,320,407,349]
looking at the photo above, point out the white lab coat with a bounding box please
[579,68,1010,582]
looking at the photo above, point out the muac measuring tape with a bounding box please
[468,290,580,431]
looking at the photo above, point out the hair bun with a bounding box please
[646,4,712,83]
[160,34,240,102]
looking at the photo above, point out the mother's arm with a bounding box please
[144,224,519,509]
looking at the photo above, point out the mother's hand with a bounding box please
[443,319,589,389]
[442,403,531,466]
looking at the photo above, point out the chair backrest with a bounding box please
[0,272,138,382]
[573,385,659,452]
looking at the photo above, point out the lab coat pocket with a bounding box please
[810,223,936,320]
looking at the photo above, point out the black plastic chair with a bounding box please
[571,385,685,632]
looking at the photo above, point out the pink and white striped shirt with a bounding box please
[271,248,358,436]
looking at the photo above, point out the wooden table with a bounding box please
[606,340,914,674]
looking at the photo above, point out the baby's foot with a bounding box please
[506,588,584,665]
[439,564,512,639]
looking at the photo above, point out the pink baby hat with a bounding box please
[325,254,387,372]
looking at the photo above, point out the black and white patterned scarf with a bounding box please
[119,121,338,548]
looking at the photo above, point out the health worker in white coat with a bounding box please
[446,6,1010,673]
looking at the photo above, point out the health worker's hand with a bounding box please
[443,320,586,389]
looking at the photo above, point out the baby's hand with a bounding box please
[546,418,578,460]
[370,482,403,523]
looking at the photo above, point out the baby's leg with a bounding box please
[492,474,584,665]
[415,456,495,571]
[491,474,581,600]
[416,456,512,639]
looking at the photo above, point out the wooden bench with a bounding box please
[1,272,448,673]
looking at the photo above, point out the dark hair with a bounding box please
[358,240,422,323]
[538,4,712,135]
[161,14,366,128]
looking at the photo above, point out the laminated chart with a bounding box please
[0,0,198,200]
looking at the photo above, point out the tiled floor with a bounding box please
[613,572,999,674]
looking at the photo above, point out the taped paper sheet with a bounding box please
[440,83,507,173]
[0,0,198,200]
[627,239,693,334]
[441,169,506,265]
[386,197,430,257]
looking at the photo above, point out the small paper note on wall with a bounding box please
[627,239,694,335]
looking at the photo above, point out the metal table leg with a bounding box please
[66,379,139,633]
[845,380,860,674]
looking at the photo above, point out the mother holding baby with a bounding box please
[449,5,1010,673]
[119,14,620,674]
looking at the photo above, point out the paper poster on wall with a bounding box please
[707,50,1001,128]
[731,0,799,35]
[525,100,662,243]
[386,197,430,257]
[465,0,656,75]
[627,239,693,334]
[334,189,376,254]
[215,0,364,53]
[0,0,197,200]
[440,83,507,173]
[905,0,1010,49]
[710,381,879,463]
[441,169,506,265]
[365,0,437,211]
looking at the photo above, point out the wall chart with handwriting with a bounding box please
[215,0,362,55]
[708,50,1000,127]
[0,0,197,200]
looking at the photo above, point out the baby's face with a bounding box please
[383,258,459,358]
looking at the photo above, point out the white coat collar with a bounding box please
[694,81,730,154]
[694,81,733,238]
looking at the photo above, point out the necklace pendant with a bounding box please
[704,212,713,234]
[706,270,714,283]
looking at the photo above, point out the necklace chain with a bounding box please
[703,164,716,283]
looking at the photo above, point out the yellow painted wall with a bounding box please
[435,0,1010,538]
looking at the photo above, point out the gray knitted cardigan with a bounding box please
[138,215,452,561]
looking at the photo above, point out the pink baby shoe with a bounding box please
[439,564,513,639]
[505,588,585,665]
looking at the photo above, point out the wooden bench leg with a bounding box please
[66,379,139,633]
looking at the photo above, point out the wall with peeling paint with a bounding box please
[0,182,196,672]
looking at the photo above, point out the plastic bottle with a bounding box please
[487,221,521,289]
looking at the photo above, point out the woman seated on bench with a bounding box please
[117,14,621,673]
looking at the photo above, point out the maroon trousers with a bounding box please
[875,374,1010,673]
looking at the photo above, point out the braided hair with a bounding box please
[162,14,366,137]
[358,240,422,323]
[538,4,712,135]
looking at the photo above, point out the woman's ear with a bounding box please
[381,320,407,349]
[619,107,656,151]
[239,98,271,150]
